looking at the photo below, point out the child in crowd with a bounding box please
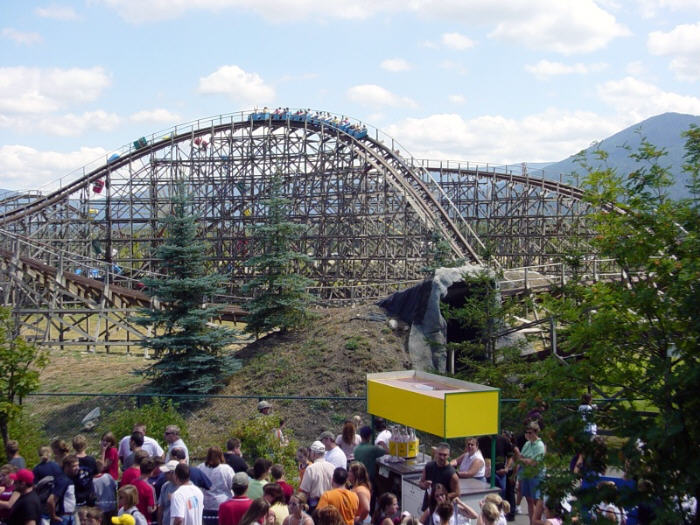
[93,459,117,525]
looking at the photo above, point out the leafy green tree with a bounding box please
[0,306,47,450]
[527,130,700,522]
[134,187,240,395]
[242,176,315,336]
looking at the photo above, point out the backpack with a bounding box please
[35,475,55,513]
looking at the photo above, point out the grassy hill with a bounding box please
[29,305,411,458]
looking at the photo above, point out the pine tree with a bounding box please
[242,176,314,336]
[134,186,240,395]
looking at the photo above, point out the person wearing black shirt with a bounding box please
[71,436,97,507]
[224,439,249,473]
[8,469,42,525]
[418,443,459,511]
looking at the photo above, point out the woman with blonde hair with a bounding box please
[51,439,70,464]
[348,462,371,524]
[482,494,509,525]
[198,446,235,525]
[283,493,313,525]
[478,502,500,525]
[116,485,147,525]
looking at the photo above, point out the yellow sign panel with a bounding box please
[367,370,499,438]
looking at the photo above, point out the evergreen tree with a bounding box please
[242,176,314,336]
[134,186,240,395]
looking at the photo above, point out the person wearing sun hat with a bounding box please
[257,401,272,415]
[7,469,42,525]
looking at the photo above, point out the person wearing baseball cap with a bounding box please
[257,401,271,415]
[218,472,252,525]
[156,461,180,525]
[7,469,42,525]
[318,431,346,470]
[298,442,335,512]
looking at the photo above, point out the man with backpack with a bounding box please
[71,435,97,508]
[47,456,78,525]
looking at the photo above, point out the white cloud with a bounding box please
[34,5,79,20]
[38,111,121,136]
[93,0,627,55]
[648,23,700,81]
[597,77,700,121]
[0,111,121,137]
[626,61,646,76]
[639,0,700,18]
[448,94,466,104]
[197,65,274,104]
[0,145,107,191]
[488,0,629,54]
[525,59,607,79]
[2,28,43,45]
[0,66,110,114]
[439,60,468,76]
[441,32,475,50]
[346,84,417,108]
[94,0,400,23]
[380,58,413,72]
[130,108,181,123]
[385,109,621,164]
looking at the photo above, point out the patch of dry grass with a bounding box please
[25,306,410,458]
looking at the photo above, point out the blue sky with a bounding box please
[1,0,699,191]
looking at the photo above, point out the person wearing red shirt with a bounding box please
[218,473,252,525]
[131,459,156,521]
[270,466,293,504]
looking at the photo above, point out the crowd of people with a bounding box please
[1,395,662,525]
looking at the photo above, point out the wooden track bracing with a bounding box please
[0,109,601,350]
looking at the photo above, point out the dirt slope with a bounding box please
[187,304,411,451]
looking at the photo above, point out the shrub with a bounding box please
[228,414,299,486]
[0,409,47,468]
[96,398,188,456]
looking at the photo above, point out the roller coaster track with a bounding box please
[0,109,605,351]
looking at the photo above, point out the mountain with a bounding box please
[541,112,700,200]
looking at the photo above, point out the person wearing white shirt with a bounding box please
[118,423,164,464]
[165,425,189,463]
[171,464,204,525]
[318,431,347,469]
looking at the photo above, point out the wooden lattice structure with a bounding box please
[0,109,600,350]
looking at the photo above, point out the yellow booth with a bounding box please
[367,369,500,438]
[367,370,502,515]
